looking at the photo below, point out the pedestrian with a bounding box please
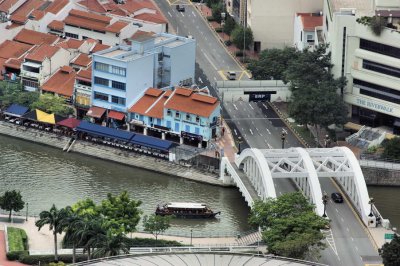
[222,127,225,136]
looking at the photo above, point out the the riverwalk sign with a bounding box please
[384,233,394,241]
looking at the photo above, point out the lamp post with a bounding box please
[324,134,331,148]
[322,192,328,218]
[25,202,28,221]
[190,229,193,246]
[281,131,286,149]
[369,197,375,217]
[238,136,243,154]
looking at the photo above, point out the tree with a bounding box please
[100,191,142,234]
[0,81,39,108]
[223,15,236,36]
[249,192,329,259]
[248,47,299,81]
[0,190,25,222]
[92,232,130,258]
[382,137,400,160]
[379,234,400,266]
[142,214,171,242]
[61,207,85,264]
[31,93,73,116]
[78,218,108,260]
[36,205,70,261]
[211,2,223,23]
[72,198,99,218]
[231,25,254,50]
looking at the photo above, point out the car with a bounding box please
[176,5,185,12]
[331,192,343,203]
[227,71,236,80]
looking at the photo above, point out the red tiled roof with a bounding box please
[71,53,92,67]
[106,20,129,33]
[299,14,323,31]
[0,0,19,12]
[14,29,59,45]
[135,12,167,24]
[4,58,23,69]
[77,0,107,13]
[130,30,155,41]
[76,68,92,82]
[10,0,45,24]
[129,88,162,116]
[145,87,163,97]
[41,66,76,97]
[64,9,114,32]
[91,43,110,53]
[57,38,85,50]
[30,9,45,21]
[46,0,69,14]
[165,89,219,118]
[0,40,33,60]
[119,0,155,13]
[108,110,125,120]
[87,106,106,118]
[48,20,64,31]
[25,44,60,62]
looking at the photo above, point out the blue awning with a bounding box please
[130,134,175,151]
[4,104,29,117]
[76,121,135,141]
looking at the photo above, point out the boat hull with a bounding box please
[155,211,220,219]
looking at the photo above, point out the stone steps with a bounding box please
[232,165,259,200]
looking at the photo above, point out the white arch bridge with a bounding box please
[220,147,376,226]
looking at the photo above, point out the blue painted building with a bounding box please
[89,32,196,120]
[129,87,220,147]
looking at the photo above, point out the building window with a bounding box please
[94,92,108,101]
[325,16,329,31]
[95,62,109,72]
[300,31,302,41]
[360,39,400,59]
[167,109,171,116]
[149,117,153,123]
[354,79,400,105]
[175,111,180,118]
[111,66,126,76]
[306,34,314,43]
[196,116,200,122]
[65,32,79,39]
[111,95,126,105]
[186,114,191,121]
[22,79,38,88]
[94,76,109,86]
[363,60,400,79]
[111,80,126,90]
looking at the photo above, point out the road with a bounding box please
[154,1,380,265]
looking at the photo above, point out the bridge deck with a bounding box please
[232,164,260,201]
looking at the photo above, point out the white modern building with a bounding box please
[90,32,196,118]
[323,0,400,133]
[245,0,323,51]
[293,13,324,51]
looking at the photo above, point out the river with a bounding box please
[1,135,399,234]
[0,135,252,236]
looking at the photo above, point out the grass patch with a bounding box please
[7,227,28,251]
[290,123,317,147]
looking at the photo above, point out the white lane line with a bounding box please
[252,121,255,125]
[233,104,238,110]
[264,139,268,143]
[355,246,359,251]
[213,77,217,81]
[259,133,263,137]
[341,217,344,222]
[205,37,208,41]
[256,127,259,131]
[181,12,185,17]
[249,129,254,135]
[248,114,250,118]
[262,103,268,109]
[168,11,172,17]
[192,11,196,17]
[249,103,254,110]
[282,128,288,134]
[242,128,245,131]
[346,227,349,232]
[351,237,354,242]
[267,143,273,149]
[266,129,271,135]
[203,53,217,70]
[198,77,203,83]
[335,208,339,213]
[234,129,237,136]
[237,121,240,125]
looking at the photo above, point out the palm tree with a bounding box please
[92,232,130,258]
[78,218,107,260]
[35,204,70,261]
[61,207,84,264]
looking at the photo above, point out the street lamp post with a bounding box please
[281,131,286,149]
[369,197,375,217]
[238,136,243,154]
[324,134,331,148]
[25,202,28,221]
[190,229,193,246]
[322,192,329,217]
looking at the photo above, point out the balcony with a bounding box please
[75,83,92,93]
[20,70,40,79]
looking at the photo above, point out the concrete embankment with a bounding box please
[362,167,400,186]
[0,122,226,187]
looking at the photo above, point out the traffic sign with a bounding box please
[384,233,394,240]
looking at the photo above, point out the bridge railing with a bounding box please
[221,157,254,206]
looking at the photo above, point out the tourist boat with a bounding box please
[155,202,221,219]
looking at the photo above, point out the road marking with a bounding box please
[266,129,271,135]
[264,139,267,143]
[198,77,203,83]
[252,121,255,125]
[335,208,339,213]
[346,227,349,232]
[249,129,254,135]
[255,127,259,131]
[322,229,338,256]
[259,133,263,137]
[351,237,354,241]
[205,37,207,41]
[233,104,238,110]
[242,128,245,131]
[279,192,282,195]
[249,103,254,110]
[203,52,217,70]
[355,246,359,251]
[248,114,250,118]
[267,143,273,149]
[213,77,217,81]
[181,12,185,17]
[217,70,228,80]
[192,11,196,17]
[282,128,288,134]
[168,11,172,17]
[262,103,268,109]
[234,129,237,135]
[341,217,344,222]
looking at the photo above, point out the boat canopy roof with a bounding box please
[166,202,207,209]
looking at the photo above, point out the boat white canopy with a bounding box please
[166,202,207,209]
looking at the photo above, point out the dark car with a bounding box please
[331,192,343,203]
[176,5,185,12]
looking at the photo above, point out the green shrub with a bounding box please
[6,250,29,261]
[20,254,87,265]
[126,237,183,247]
[207,16,215,22]
[49,262,65,266]
[215,27,223,32]
[7,227,28,252]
